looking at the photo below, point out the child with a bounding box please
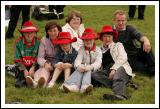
[92,25,135,100]
[63,28,102,93]
[14,21,40,87]
[47,32,78,88]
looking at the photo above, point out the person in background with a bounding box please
[14,21,40,88]
[5,5,31,39]
[25,21,62,88]
[112,10,155,77]
[62,10,85,51]
[48,5,65,19]
[128,5,146,20]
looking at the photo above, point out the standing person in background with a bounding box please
[128,5,146,20]
[48,5,65,19]
[5,5,31,39]
[62,10,85,51]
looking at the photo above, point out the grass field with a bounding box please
[5,5,155,104]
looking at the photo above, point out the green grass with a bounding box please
[5,5,155,104]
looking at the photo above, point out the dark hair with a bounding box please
[100,32,117,42]
[66,10,83,24]
[45,21,62,38]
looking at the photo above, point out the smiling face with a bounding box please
[102,34,113,46]
[83,39,95,49]
[69,15,81,30]
[60,43,71,52]
[114,14,127,30]
[48,27,59,40]
[23,32,36,42]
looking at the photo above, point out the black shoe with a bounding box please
[103,94,127,100]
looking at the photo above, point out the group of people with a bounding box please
[6,9,155,101]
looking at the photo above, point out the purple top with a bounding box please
[37,37,58,67]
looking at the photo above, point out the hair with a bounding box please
[113,10,127,20]
[66,10,83,24]
[45,21,62,38]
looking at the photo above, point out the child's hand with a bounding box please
[63,63,72,69]
[77,65,86,73]
[84,65,93,72]
[29,66,35,76]
[24,70,29,77]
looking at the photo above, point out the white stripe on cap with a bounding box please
[21,26,37,30]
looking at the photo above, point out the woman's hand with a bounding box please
[108,69,116,80]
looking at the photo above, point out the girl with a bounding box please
[63,28,102,94]
[47,32,78,88]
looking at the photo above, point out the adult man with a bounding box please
[112,10,155,76]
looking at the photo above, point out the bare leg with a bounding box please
[64,68,71,81]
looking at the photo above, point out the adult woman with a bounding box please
[26,21,62,88]
[62,10,85,51]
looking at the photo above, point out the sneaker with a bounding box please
[26,76,37,88]
[47,81,55,88]
[38,77,46,88]
[63,84,79,93]
[80,85,93,94]
[103,94,126,100]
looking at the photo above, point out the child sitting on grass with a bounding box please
[47,32,78,88]
[63,28,102,94]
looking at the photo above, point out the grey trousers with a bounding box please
[64,70,91,88]
[92,66,129,97]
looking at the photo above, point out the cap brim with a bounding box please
[53,37,77,45]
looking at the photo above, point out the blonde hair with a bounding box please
[113,10,127,19]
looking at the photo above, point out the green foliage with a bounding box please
[5,5,155,104]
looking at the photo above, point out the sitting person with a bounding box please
[112,10,155,76]
[14,21,40,87]
[62,10,85,51]
[63,28,102,94]
[92,25,135,100]
[25,21,62,88]
[47,32,78,88]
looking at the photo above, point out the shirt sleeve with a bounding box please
[128,25,143,41]
[14,42,27,71]
[37,39,47,67]
[74,47,83,69]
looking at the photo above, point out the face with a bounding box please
[114,14,127,30]
[69,15,81,30]
[83,39,94,49]
[48,27,59,40]
[23,32,36,42]
[102,34,113,46]
[60,43,71,52]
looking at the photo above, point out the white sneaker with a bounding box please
[26,76,37,88]
[47,81,55,88]
[63,84,79,93]
[80,85,93,94]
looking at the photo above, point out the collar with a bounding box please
[64,46,73,55]
[85,43,96,51]
[23,36,35,48]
